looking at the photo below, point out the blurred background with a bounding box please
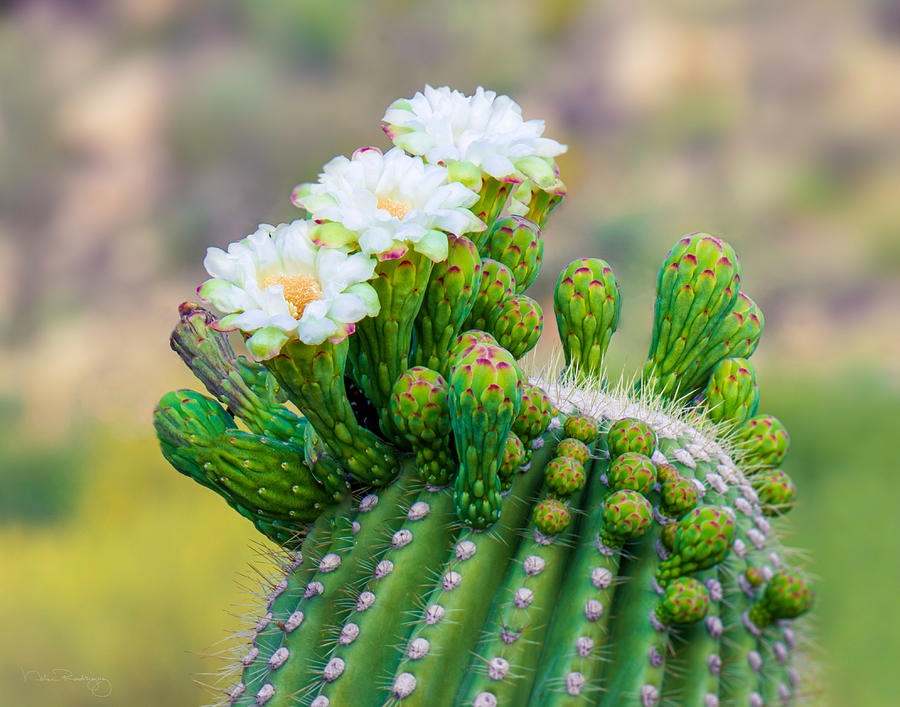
[1,0,897,704]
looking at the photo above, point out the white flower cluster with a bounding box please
[198,86,558,360]
[382,85,566,182]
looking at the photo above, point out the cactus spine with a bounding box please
[155,86,813,706]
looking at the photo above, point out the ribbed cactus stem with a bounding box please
[384,438,557,706]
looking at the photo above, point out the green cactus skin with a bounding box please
[701,356,760,427]
[462,258,515,333]
[486,294,543,360]
[554,258,620,382]
[390,366,455,486]
[413,235,483,373]
[736,413,791,468]
[607,417,658,460]
[265,338,398,485]
[487,216,543,293]
[349,252,435,440]
[469,174,518,244]
[448,343,522,528]
[753,468,797,515]
[157,222,815,706]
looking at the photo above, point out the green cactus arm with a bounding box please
[311,487,458,705]
[383,436,556,707]
[257,466,420,707]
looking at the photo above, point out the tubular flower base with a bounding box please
[154,86,815,707]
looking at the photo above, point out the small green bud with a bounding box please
[487,294,543,360]
[656,577,710,626]
[660,523,678,552]
[660,475,700,518]
[499,433,526,491]
[749,570,815,628]
[487,216,543,293]
[736,414,790,468]
[554,258,620,382]
[533,498,571,536]
[702,357,760,427]
[745,567,766,588]
[513,383,552,449]
[607,452,657,496]
[555,438,590,465]
[607,417,658,459]
[544,457,587,498]
[656,505,737,586]
[563,414,599,444]
[654,462,680,485]
[597,489,653,549]
[462,258,515,332]
[753,468,796,516]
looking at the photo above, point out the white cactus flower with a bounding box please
[382,85,567,184]
[198,220,379,360]
[292,147,484,262]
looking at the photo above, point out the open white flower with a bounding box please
[292,147,484,262]
[198,220,380,360]
[382,85,567,184]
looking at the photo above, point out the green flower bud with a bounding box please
[607,417,658,459]
[656,505,737,586]
[513,383,553,451]
[486,216,543,293]
[462,258,515,333]
[390,366,455,486]
[702,357,760,427]
[607,452,657,496]
[745,567,766,588]
[655,577,710,626]
[563,414,599,444]
[554,258,620,382]
[660,475,700,519]
[736,413,790,468]
[555,438,591,465]
[449,344,522,528]
[654,462,680,485]
[660,522,678,552]
[533,497,571,536]
[499,433,526,491]
[748,570,815,628]
[487,294,543,360]
[544,457,587,498]
[643,234,754,398]
[413,235,483,373]
[753,468,796,516]
[597,489,653,549]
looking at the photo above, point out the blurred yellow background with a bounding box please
[1,1,897,705]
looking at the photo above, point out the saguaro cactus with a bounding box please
[155,86,813,706]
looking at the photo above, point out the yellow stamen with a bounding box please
[264,274,323,319]
[377,196,411,220]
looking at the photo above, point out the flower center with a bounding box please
[264,274,323,319]
[376,196,411,220]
